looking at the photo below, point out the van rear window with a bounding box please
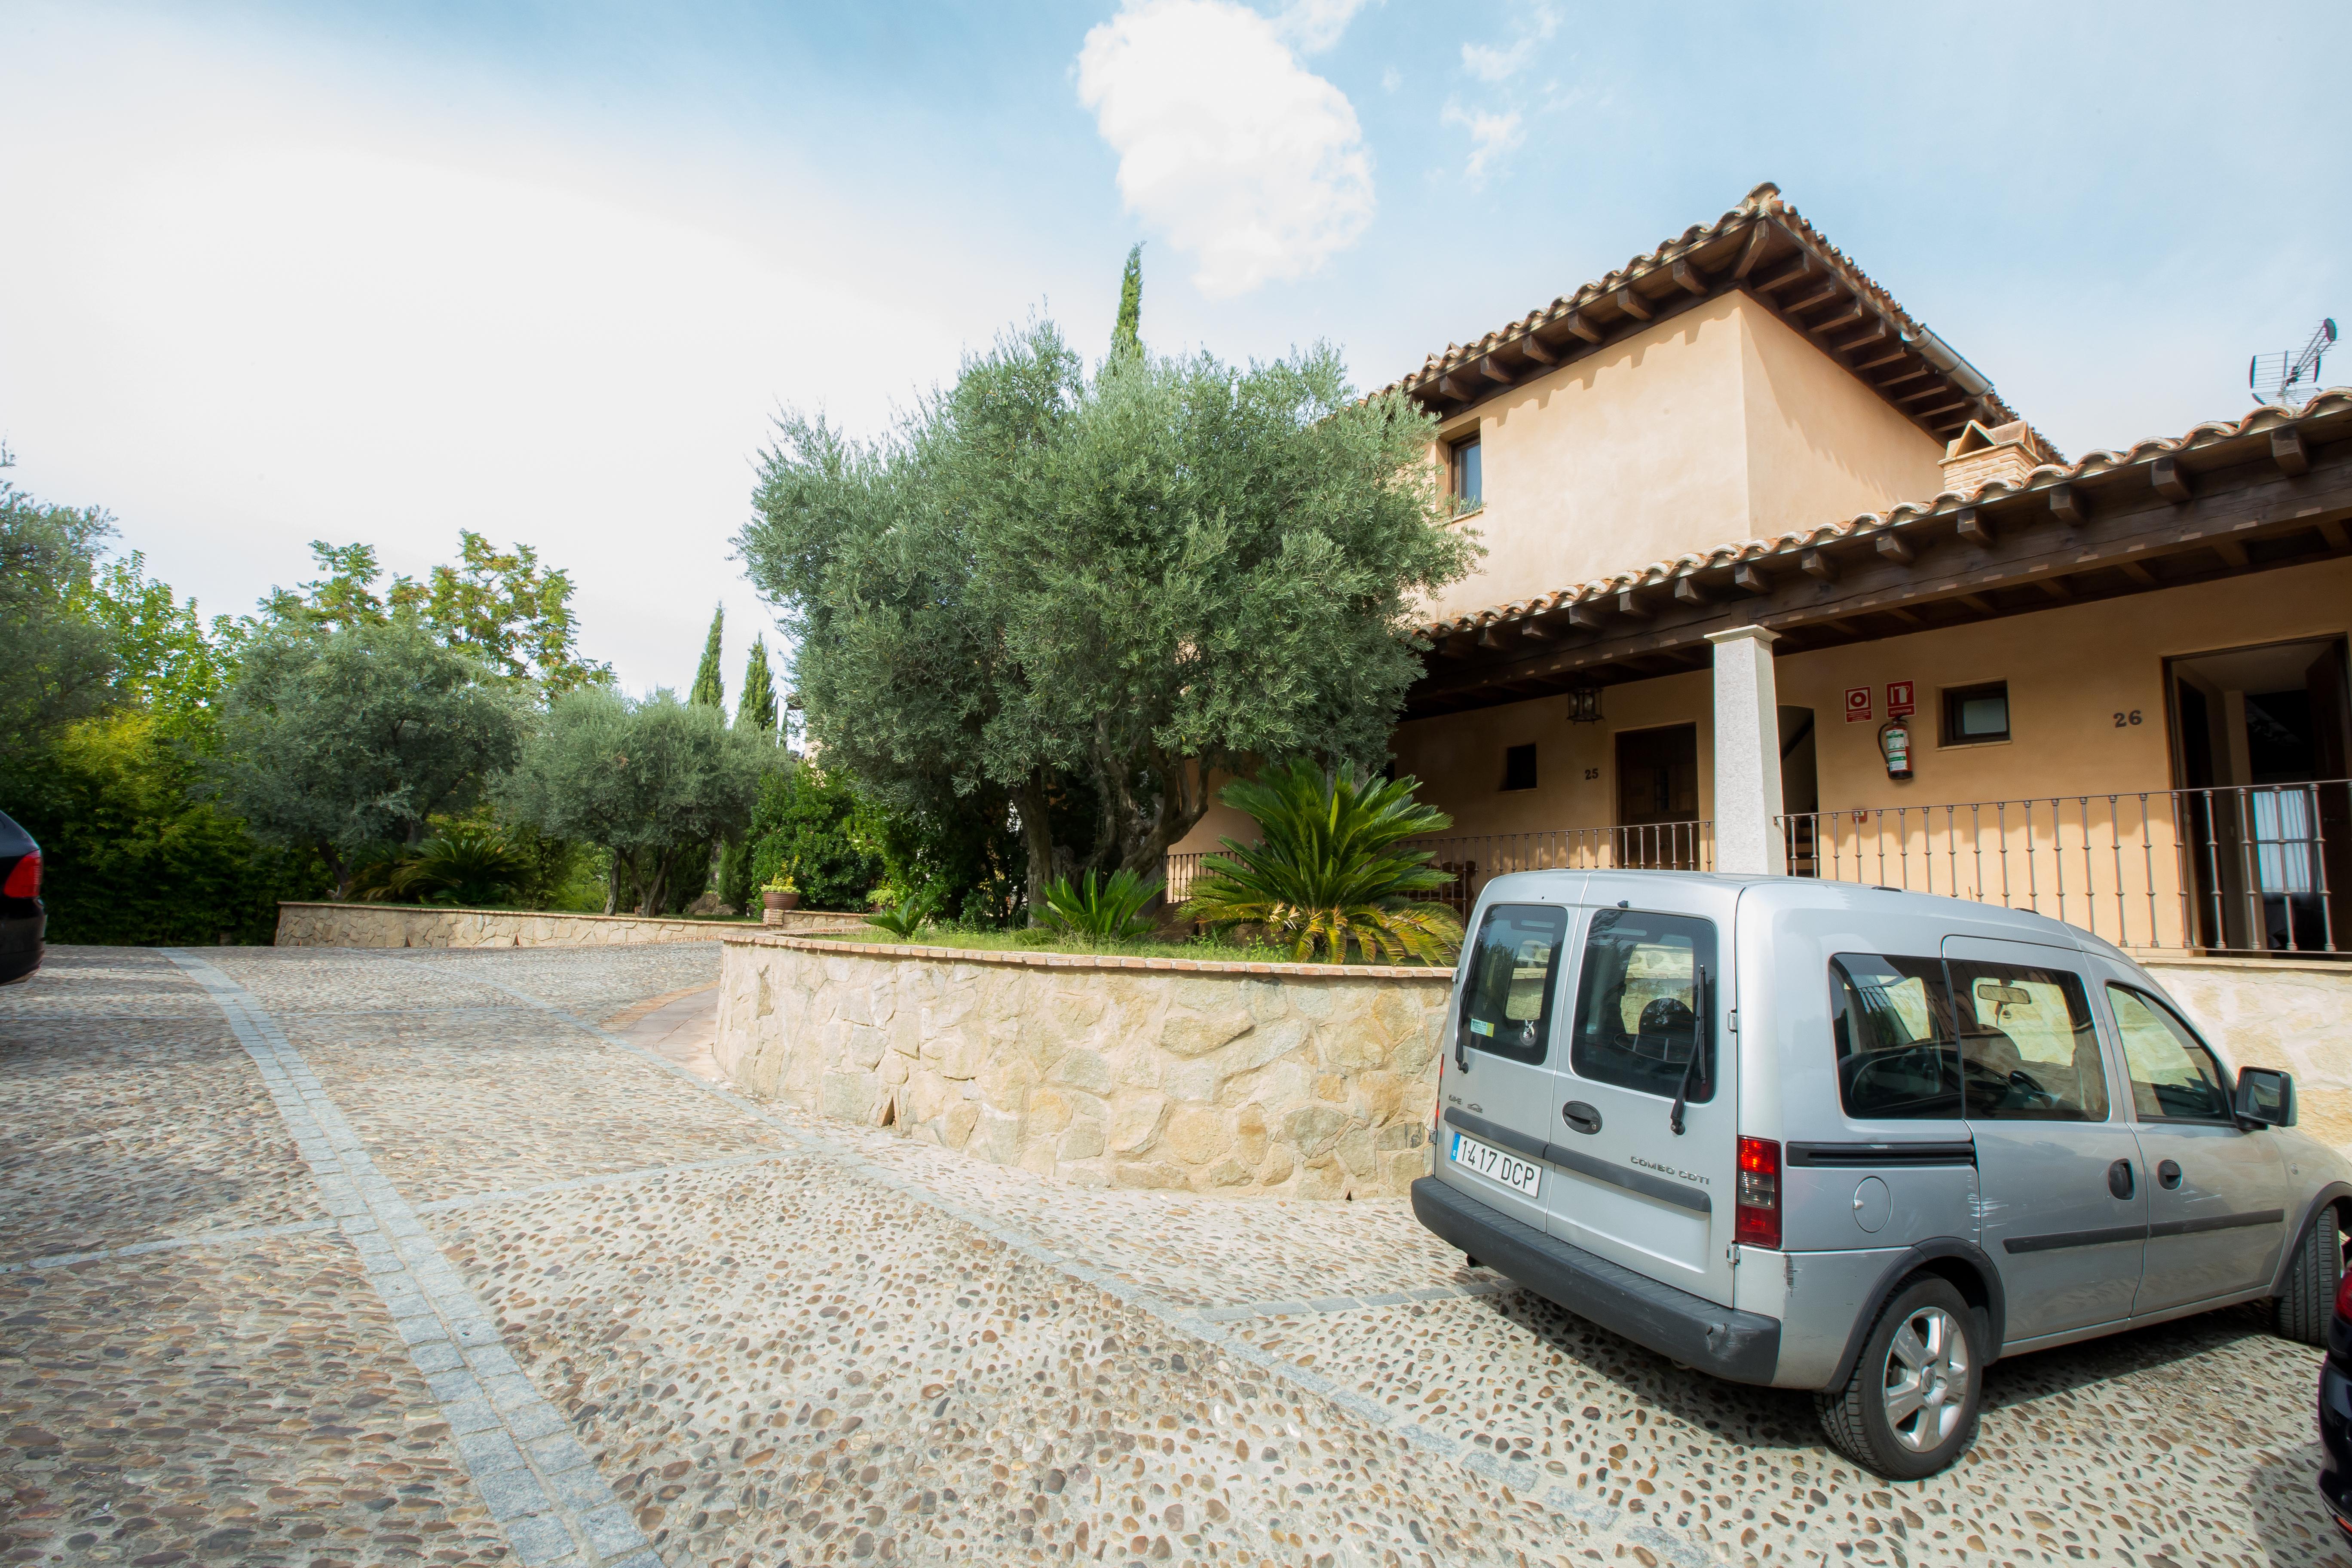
[1568,910,1717,1102]
[1458,904,1569,1065]
[1829,955,1962,1120]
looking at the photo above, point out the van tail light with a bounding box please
[1735,1136,1782,1250]
[1,852,37,899]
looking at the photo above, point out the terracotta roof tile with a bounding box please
[1416,389,2352,638]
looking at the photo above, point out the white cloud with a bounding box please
[1443,104,1525,187]
[1076,0,1375,298]
[1274,0,1376,53]
[1461,3,1559,82]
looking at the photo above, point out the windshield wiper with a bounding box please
[1669,965,1708,1136]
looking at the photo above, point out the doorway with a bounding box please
[2167,637,2352,952]
[1779,706,1819,876]
[1615,723,1700,867]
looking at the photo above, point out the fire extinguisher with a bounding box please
[1878,719,1913,781]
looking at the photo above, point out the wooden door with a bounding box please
[1615,724,1700,868]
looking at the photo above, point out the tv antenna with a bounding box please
[2251,318,2337,410]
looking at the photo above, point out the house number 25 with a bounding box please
[2113,710,2143,727]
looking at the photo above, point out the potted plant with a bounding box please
[761,860,802,912]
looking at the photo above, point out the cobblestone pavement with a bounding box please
[2,943,2342,1568]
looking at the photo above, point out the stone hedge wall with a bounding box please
[275,902,867,949]
[715,934,1453,1198]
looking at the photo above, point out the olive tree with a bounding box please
[738,319,1475,916]
[212,620,527,896]
[496,687,775,915]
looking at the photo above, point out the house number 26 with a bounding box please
[2113,710,2143,727]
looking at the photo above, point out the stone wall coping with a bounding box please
[722,929,1459,982]
[275,900,864,926]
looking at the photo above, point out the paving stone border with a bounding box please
[159,949,660,1568]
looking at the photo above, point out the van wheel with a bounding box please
[2275,1203,2346,1346]
[1817,1274,1982,1479]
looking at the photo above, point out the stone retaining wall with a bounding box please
[2143,956,2352,1149]
[275,902,866,949]
[715,934,1453,1198]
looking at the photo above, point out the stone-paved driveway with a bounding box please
[0,943,2342,1568]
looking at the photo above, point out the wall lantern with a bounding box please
[1565,683,1604,724]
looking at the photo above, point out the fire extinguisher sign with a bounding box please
[1886,681,1917,717]
[1844,686,1873,723]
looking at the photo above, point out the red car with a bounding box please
[0,810,43,986]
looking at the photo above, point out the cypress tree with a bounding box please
[737,635,778,738]
[1112,243,1142,359]
[689,604,726,712]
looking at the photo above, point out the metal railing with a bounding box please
[1165,821,1713,912]
[1779,780,2351,956]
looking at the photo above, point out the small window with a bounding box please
[1568,909,1717,1101]
[2107,985,2233,1122]
[1450,435,1482,511]
[1829,954,1961,1120]
[1501,743,1537,792]
[1950,960,2107,1121]
[1942,681,2010,745]
[1458,904,1568,1065]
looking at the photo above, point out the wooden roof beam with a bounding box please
[1733,563,1770,594]
[1614,287,1654,321]
[1875,533,1916,566]
[1671,260,1709,295]
[2049,484,2087,526]
[2152,455,2193,503]
[2273,427,2311,477]
[1801,549,1838,583]
[1730,221,1773,279]
[1810,300,1869,336]
[1673,575,1709,607]
[1563,312,1602,344]
[1784,281,1844,315]
[1833,323,1890,355]
[1755,254,1814,294]
[1518,334,1560,366]
[1478,355,1513,383]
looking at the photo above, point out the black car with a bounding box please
[0,809,42,986]
[2320,1253,2352,1541]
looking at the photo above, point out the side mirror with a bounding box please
[2235,1067,2296,1129]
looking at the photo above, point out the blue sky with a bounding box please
[3,0,2346,694]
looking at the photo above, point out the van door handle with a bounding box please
[2107,1159,2135,1200]
[1562,1102,1603,1136]
[2157,1159,2182,1190]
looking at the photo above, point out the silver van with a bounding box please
[1412,871,2351,1478]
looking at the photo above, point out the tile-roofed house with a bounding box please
[1170,186,2352,964]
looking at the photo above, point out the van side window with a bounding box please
[2107,985,2233,1122]
[1568,910,1717,1101]
[1950,961,2107,1121]
[1458,904,1569,1066]
[1828,955,1961,1119]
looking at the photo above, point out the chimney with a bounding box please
[1939,419,2055,497]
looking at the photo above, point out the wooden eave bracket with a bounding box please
[1875,532,1917,566]
[2049,484,2088,526]
[1519,334,1560,366]
[1956,508,1996,548]
[1673,576,1709,607]
[2151,455,2193,503]
[1478,356,1513,384]
[1616,588,1652,618]
[1563,312,1603,344]
[1733,563,1770,594]
[1730,220,1773,280]
[1801,549,1838,583]
[2273,427,2311,477]
[1671,260,1709,296]
[1614,287,1654,322]
[1566,602,1608,630]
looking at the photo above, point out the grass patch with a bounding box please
[797,924,1451,968]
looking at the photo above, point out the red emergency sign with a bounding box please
[1844,686,1873,722]
[1886,681,1916,717]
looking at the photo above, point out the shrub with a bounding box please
[864,887,939,941]
[1179,758,1462,965]
[745,766,886,913]
[1039,868,1161,944]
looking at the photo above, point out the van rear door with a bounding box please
[1435,894,1579,1234]
[1544,892,1738,1307]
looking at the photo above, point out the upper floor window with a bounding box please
[1942,681,2010,745]
[1449,434,1482,513]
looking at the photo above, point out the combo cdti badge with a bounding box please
[1410,871,2352,1479]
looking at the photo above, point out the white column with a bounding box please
[1706,626,1786,876]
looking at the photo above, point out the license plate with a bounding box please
[1452,1131,1542,1197]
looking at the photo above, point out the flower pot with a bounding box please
[763,890,801,911]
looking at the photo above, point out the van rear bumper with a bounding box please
[1412,1176,1782,1385]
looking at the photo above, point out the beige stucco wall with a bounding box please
[1737,302,1947,539]
[715,934,1452,1197]
[2138,958,2352,1152]
[273,902,865,948]
[1416,293,1946,626]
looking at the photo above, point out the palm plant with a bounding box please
[864,886,940,941]
[352,822,530,906]
[1040,868,1162,944]
[1180,759,1462,965]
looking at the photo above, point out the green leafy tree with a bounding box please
[1181,758,1461,964]
[1112,243,1142,359]
[497,687,775,915]
[212,620,528,896]
[0,456,119,756]
[739,318,1475,919]
[737,635,779,738]
[745,765,887,913]
[2,712,328,943]
[690,605,726,711]
[249,536,609,692]
[70,551,236,741]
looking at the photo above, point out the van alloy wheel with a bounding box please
[1818,1273,1983,1479]
[1881,1304,1969,1453]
